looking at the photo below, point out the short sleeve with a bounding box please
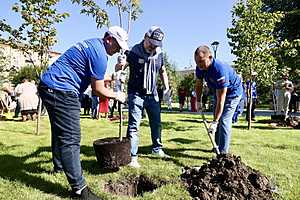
[88,44,107,80]
[214,67,229,89]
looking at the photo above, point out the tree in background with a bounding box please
[0,0,69,79]
[0,47,15,87]
[71,0,142,31]
[262,0,300,80]
[227,0,282,129]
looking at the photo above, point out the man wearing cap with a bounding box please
[121,26,170,168]
[245,72,258,121]
[194,45,242,154]
[38,26,128,200]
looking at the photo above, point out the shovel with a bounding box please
[201,111,220,155]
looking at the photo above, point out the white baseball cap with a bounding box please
[145,26,164,47]
[107,26,129,51]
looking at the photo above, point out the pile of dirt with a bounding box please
[181,154,274,200]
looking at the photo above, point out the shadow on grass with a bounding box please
[138,145,211,167]
[0,146,69,198]
[168,138,199,144]
[233,124,291,130]
[177,119,203,123]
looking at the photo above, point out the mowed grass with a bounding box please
[0,111,299,200]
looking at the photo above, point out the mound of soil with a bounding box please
[181,154,274,200]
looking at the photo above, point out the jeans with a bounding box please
[127,93,162,157]
[38,84,86,191]
[91,96,99,119]
[215,95,242,153]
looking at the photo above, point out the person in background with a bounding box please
[274,73,294,119]
[121,26,170,168]
[178,85,187,112]
[17,78,39,121]
[232,74,246,124]
[82,85,92,115]
[246,72,258,121]
[38,26,128,200]
[194,45,242,154]
[190,90,197,112]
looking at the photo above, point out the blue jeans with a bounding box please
[91,96,99,119]
[215,95,242,153]
[38,84,86,191]
[127,93,162,157]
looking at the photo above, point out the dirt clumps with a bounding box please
[181,154,274,200]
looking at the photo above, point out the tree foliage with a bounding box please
[262,0,300,80]
[71,0,142,31]
[0,47,15,86]
[0,0,69,71]
[228,0,282,129]
[11,65,40,85]
[228,0,282,86]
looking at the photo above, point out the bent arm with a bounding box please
[91,78,117,99]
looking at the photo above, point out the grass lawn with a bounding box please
[0,111,299,200]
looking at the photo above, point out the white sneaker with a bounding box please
[128,157,141,168]
[151,149,171,158]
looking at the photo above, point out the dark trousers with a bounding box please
[246,98,257,120]
[38,84,86,191]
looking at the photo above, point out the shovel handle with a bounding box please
[201,112,220,155]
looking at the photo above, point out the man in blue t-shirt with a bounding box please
[38,26,128,200]
[194,45,242,154]
[121,26,170,168]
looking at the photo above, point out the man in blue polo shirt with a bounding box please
[194,45,242,154]
[122,26,170,168]
[38,26,128,200]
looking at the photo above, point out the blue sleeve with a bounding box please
[215,66,229,89]
[88,45,107,80]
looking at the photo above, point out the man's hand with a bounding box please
[115,91,126,103]
[208,120,218,134]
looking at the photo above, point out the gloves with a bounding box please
[208,120,218,134]
[115,91,126,103]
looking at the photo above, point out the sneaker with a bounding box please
[151,149,171,158]
[71,187,102,200]
[128,157,141,168]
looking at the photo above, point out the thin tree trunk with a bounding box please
[36,98,42,135]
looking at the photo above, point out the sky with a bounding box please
[1,0,238,74]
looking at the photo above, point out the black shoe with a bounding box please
[71,187,102,200]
